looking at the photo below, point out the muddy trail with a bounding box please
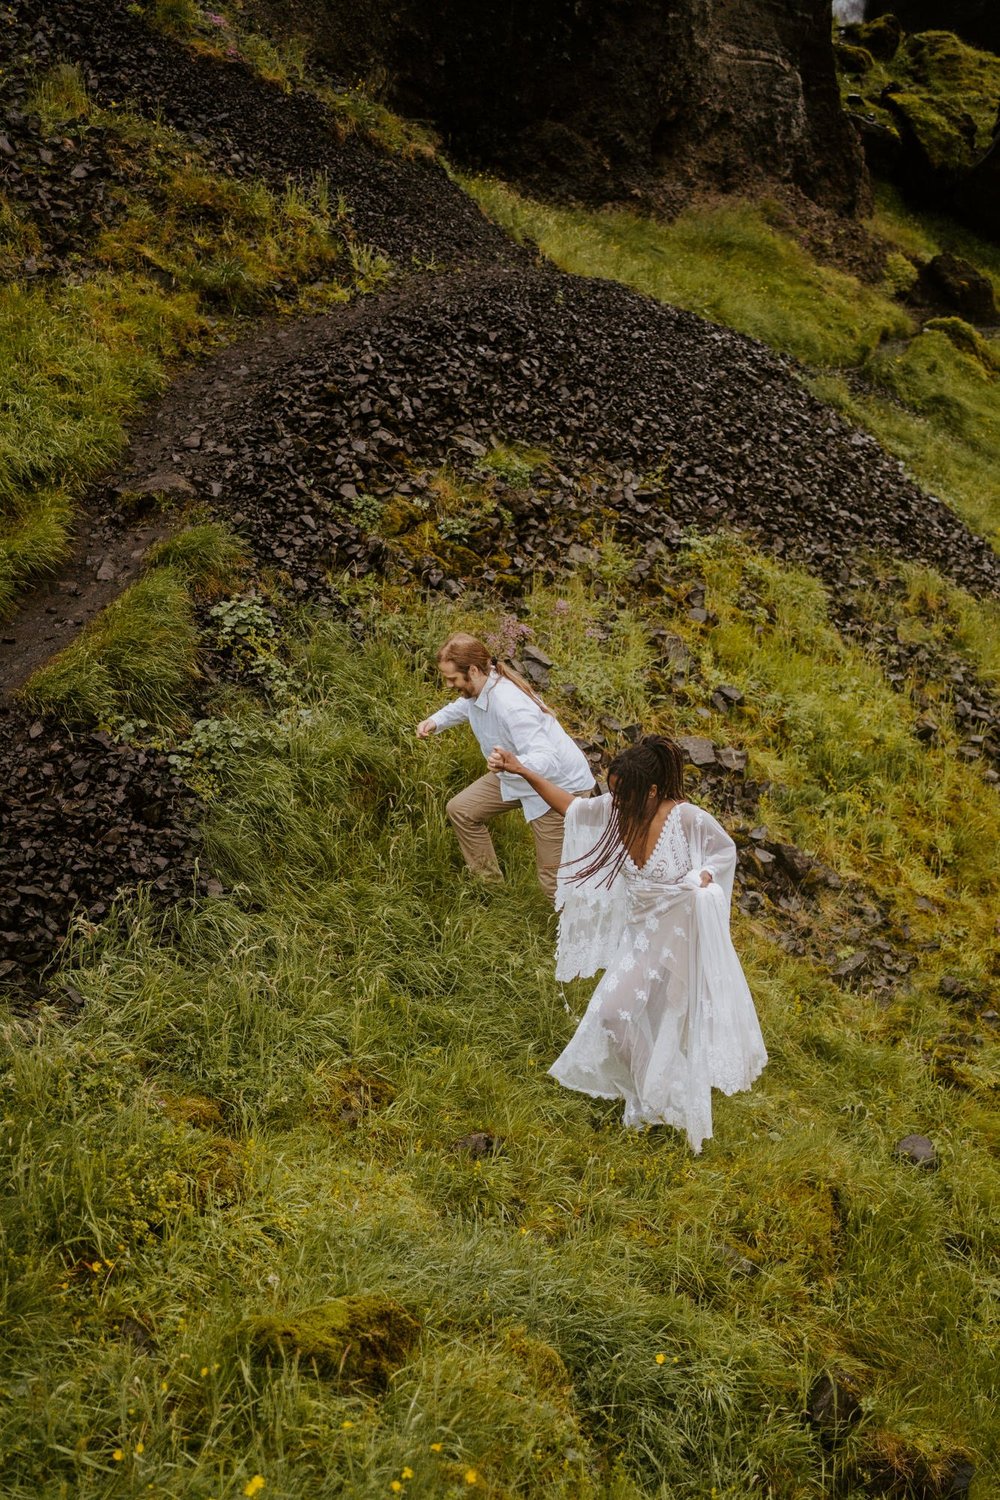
[4,0,1000,987]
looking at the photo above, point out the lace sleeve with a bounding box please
[555,795,627,981]
[677,802,737,902]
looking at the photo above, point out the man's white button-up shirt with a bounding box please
[430,671,594,821]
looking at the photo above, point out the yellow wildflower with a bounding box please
[243,1477,266,1497]
[465,1472,478,1486]
[430,1443,443,1452]
[112,1450,124,1462]
[200,1367,209,1377]
[402,1468,414,1480]
[655,1353,666,1365]
[341,1419,354,1430]
[135,1442,144,1455]
[390,1485,403,1495]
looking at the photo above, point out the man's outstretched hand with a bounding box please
[416,719,437,739]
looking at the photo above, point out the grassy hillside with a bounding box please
[3,551,999,1497]
[0,59,387,617]
[3,11,999,1499]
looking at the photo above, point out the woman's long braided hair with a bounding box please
[571,734,686,887]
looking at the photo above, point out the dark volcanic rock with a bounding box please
[893,1133,938,1169]
[248,0,868,214]
[807,1370,863,1438]
[1,0,517,271]
[452,1131,500,1158]
[917,253,999,324]
[134,265,1000,608]
[0,704,207,987]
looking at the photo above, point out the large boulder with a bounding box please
[246,0,869,214]
[917,252,999,323]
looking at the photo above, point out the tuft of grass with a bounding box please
[478,441,553,488]
[0,487,73,613]
[463,177,913,368]
[25,62,91,132]
[94,167,361,314]
[143,0,203,40]
[145,521,248,593]
[21,567,200,729]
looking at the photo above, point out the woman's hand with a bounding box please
[416,718,437,739]
[699,870,713,887]
[488,746,524,775]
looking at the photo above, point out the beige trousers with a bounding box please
[446,773,584,903]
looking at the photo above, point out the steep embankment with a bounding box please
[0,0,514,269]
[837,18,1000,238]
[866,1,1000,56]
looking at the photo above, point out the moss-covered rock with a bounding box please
[834,42,875,77]
[843,15,903,63]
[883,89,977,177]
[923,317,1000,370]
[378,494,427,537]
[918,252,999,325]
[244,1295,420,1389]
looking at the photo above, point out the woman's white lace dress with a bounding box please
[552,796,767,1152]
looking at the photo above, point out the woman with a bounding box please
[488,735,767,1152]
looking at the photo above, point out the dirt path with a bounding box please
[0,276,441,694]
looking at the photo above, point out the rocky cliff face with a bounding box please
[249,0,868,214]
[866,2,1000,56]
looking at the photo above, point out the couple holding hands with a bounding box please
[417,633,767,1154]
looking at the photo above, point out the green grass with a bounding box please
[20,522,246,729]
[0,68,389,619]
[462,178,913,368]
[3,557,997,1497]
[0,275,200,611]
[810,352,1000,550]
[21,567,201,729]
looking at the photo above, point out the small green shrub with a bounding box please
[882,249,919,299]
[478,442,552,488]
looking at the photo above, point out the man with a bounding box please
[417,632,595,901]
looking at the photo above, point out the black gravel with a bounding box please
[0,705,206,989]
[1,0,518,270]
[128,264,1000,604]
